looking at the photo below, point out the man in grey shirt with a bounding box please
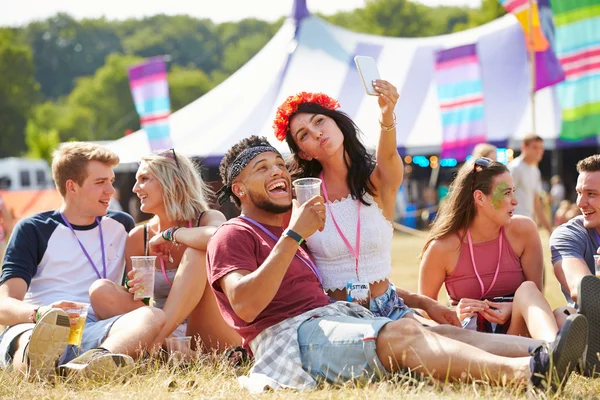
[550,154,600,376]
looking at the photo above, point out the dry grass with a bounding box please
[2,231,599,399]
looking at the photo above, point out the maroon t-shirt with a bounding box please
[207,217,330,346]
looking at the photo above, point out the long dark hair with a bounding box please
[284,103,376,205]
[420,159,509,258]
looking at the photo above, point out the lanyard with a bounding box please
[239,216,323,285]
[60,213,107,280]
[319,172,361,281]
[466,229,502,299]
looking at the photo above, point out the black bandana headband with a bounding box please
[217,144,281,205]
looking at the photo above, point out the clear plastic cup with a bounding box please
[165,336,192,362]
[131,256,156,301]
[594,255,600,277]
[65,303,89,346]
[292,178,322,205]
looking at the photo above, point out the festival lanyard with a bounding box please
[60,213,107,280]
[239,216,323,285]
[319,172,361,281]
[466,229,502,299]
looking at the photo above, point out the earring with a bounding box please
[239,191,244,196]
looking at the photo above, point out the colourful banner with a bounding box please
[128,57,172,151]
[552,0,600,141]
[435,44,486,161]
[498,0,565,90]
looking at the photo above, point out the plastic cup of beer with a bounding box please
[292,178,322,205]
[66,303,89,346]
[131,256,156,301]
[165,336,192,362]
[594,255,600,277]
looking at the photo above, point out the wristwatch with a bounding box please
[282,228,304,245]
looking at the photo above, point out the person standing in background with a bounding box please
[508,134,552,232]
[472,143,497,161]
[550,175,566,220]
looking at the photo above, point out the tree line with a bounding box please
[0,0,504,161]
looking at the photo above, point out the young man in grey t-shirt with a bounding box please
[550,154,600,376]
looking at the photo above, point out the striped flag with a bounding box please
[128,57,172,151]
[435,44,486,161]
[498,0,565,90]
[551,0,600,141]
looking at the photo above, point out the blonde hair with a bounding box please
[140,151,211,221]
[472,143,497,160]
[52,142,119,197]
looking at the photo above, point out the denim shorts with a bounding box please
[0,314,122,368]
[370,282,415,320]
[297,313,392,384]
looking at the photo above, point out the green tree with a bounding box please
[23,14,123,99]
[452,0,506,32]
[0,28,40,157]
[25,123,60,164]
[168,66,214,112]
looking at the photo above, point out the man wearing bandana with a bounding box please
[207,135,587,393]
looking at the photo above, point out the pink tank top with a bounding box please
[444,229,524,301]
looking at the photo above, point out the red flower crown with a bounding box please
[273,92,341,141]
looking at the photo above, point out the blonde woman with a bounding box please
[90,149,241,353]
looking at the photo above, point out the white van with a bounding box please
[0,158,53,191]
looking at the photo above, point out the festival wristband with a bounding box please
[282,228,304,245]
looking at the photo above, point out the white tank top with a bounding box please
[306,193,393,291]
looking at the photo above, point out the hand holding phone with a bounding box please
[354,56,381,96]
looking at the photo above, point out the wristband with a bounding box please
[379,112,396,131]
[282,228,304,245]
[29,306,41,323]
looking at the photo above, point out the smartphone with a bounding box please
[354,56,381,96]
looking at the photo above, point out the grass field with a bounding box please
[1,231,598,399]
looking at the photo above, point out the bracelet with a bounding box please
[161,226,180,242]
[171,227,183,246]
[282,228,304,245]
[29,306,41,323]
[379,112,396,131]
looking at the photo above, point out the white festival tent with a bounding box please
[108,0,562,168]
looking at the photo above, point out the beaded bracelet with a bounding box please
[379,112,396,131]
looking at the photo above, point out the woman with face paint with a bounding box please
[418,158,574,340]
[89,150,241,354]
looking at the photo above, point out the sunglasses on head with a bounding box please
[471,157,493,192]
[159,148,180,169]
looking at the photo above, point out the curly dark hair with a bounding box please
[284,102,376,205]
[219,135,271,207]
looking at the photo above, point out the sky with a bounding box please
[0,0,482,27]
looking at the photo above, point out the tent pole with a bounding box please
[528,0,537,134]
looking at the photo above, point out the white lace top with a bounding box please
[306,193,393,291]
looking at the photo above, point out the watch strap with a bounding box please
[282,228,304,245]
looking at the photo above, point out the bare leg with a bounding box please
[427,324,542,357]
[553,306,576,330]
[89,279,144,320]
[12,330,32,372]
[100,307,166,358]
[505,281,558,342]
[184,251,241,352]
[376,318,531,382]
[153,248,214,347]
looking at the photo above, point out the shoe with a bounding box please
[529,313,588,392]
[577,275,600,377]
[58,347,134,380]
[25,308,71,379]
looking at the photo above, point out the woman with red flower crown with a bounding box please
[273,81,460,326]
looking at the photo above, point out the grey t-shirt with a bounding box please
[550,215,599,306]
